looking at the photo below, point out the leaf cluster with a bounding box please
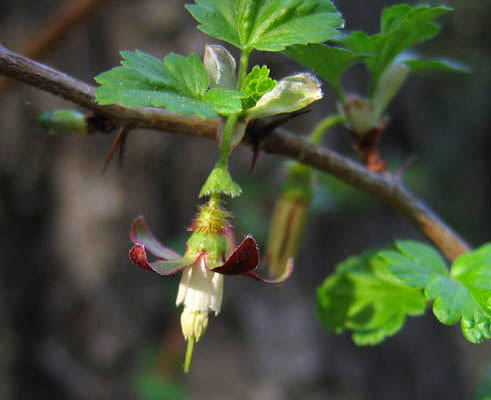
[95,0,345,118]
[241,65,277,109]
[95,51,246,119]
[317,241,491,345]
[284,4,469,100]
[185,0,343,52]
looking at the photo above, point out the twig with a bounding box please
[0,0,108,93]
[0,45,471,261]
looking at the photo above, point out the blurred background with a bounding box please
[0,0,490,399]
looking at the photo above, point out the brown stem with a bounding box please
[0,0,109,93]
[0,45,471,260]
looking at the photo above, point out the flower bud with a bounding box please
[266,162,313,278]
[245,73,322,120]
[39,109,88,135]
[341,62,408,137]
[204,44,237,89]
[340,95,378,136]
[373,62,409,120]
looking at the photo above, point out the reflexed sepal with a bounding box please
[212,236,259,275]
[246,258,294,284]
[130,216,181,260]
[199,165,242,198]
[129,245,192,275]
[212,236,294,284]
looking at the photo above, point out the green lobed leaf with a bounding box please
[452,244,491,309]
[378,240,448,288]
[204,88,248,115]
[95,50,245,118]
[425,276,490,343]
[338,4,453,92]
[380,240,491,344]
[316,250,426,346]
[185,0,344,52]
[241,65,277,108]
[283,44,363,97]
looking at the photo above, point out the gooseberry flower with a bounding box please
[129,197,293,372]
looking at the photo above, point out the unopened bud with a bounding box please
[39,109,88,135]
[204,45,236,89]
[373,62,409,119]
[266,162,312,278]
[341,95,378,136]
[245,73,322,120]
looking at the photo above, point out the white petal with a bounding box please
[210,273,224,315]
[178,257,224,315]
[176,266,193,306]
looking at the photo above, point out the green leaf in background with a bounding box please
[380,241,491,343]
[378,240,449,288]
[316,250,426,345]
[95,50,244,118]
[400,56,471,74]
[338,4,452,92]
[283,44,363,98]
[476,364,491,400]
[312,172,377,214]
[185,0,344,52]
[136,374,188,400]
[241,65,277,109]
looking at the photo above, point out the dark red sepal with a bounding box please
[129,244,191,276]
[130,245,153,272]
[244,258,294,284]
[130,216,181,260]
[212,236,259,275]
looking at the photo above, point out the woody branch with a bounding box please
[0,44,470,261]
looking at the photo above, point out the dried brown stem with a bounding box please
[0,0,109,92]
[0,45,471,261]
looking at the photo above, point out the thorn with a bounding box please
[101,125,130,175]
[395,154,418,182]
[249,147,260,175]
[247,109,312,174]
[118,127,129,168]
